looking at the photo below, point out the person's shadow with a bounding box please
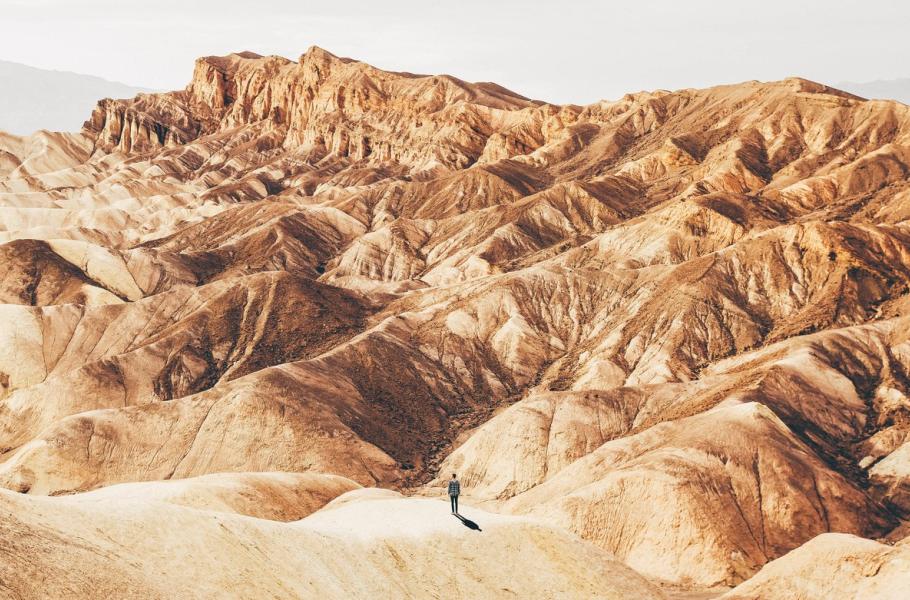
[454,513,482,531]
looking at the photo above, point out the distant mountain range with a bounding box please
[0,60,152,135]
[837,78,910,105]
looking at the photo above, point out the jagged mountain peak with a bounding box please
[299,44,350,64]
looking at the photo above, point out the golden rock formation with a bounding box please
[2,47,910,597]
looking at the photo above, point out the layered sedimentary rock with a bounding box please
[2,47,910,596]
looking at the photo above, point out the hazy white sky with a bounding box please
[1,0,908,103]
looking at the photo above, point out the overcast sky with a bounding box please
[1,0,907,104]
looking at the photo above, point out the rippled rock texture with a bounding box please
[2,47,910,597]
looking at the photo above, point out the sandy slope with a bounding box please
[59,471,361,521]
[721,533,910,599]
[0,488,664,599]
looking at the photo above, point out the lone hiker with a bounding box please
[448,473,461,514]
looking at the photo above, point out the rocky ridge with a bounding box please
[2,47,910,597]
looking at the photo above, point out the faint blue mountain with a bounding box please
[0,60,153,135]
[836,78,910,105]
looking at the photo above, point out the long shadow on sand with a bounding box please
[454,514,482,531]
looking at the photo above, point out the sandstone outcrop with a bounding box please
[2,47,910,595]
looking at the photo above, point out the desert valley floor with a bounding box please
[1,47,910,598]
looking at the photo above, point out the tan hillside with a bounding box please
[0,488,664,599]
[720,533,910,599]
[2,46,910,597]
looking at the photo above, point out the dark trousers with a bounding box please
[450,494,459,513]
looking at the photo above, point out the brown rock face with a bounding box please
[2,47,910,596]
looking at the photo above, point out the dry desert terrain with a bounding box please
[2,47,910,598]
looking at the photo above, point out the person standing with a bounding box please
[448,473,461,514]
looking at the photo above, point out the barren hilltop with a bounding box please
[1,47,909,598]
